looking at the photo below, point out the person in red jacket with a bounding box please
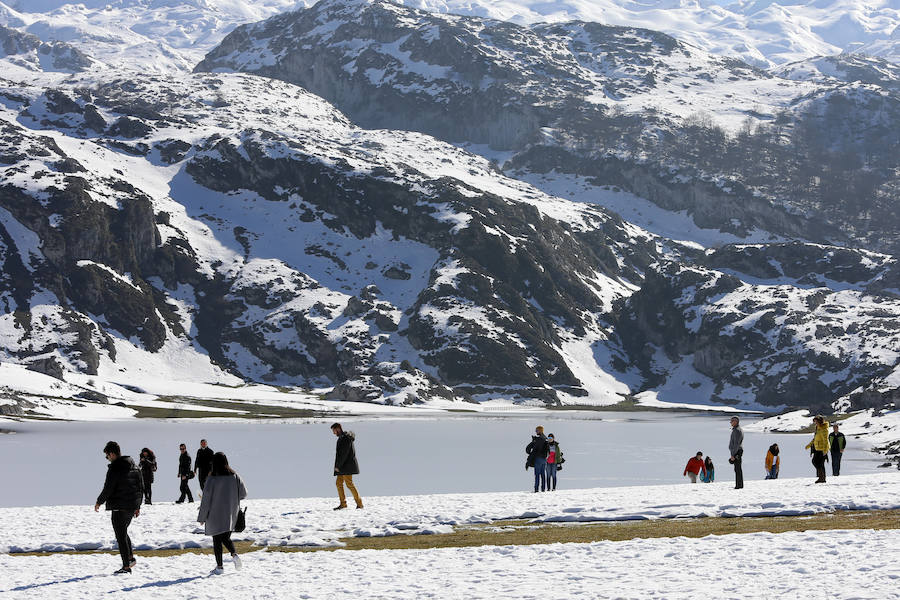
[683,451,707,483]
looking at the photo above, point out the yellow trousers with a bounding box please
[336,475,363,508]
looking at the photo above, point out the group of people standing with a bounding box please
[806,416,847,482]
[173,439,216,504]
[682,416,848,488]
[525,426,564,492]
[94,423,362,575]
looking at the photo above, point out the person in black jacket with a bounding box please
[176,443,194,503]
[94,441,143,574]
[195,439,215,491]
[829,424,847,476]
[526,425,550,492]
[331,423,363,510]
[139,448,156,505]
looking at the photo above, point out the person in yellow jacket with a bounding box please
[764,444,780,479]
[804,415,831,483]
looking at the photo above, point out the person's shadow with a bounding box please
[7,574,104,591]
[6,574,204,593]
[121,576,204,591]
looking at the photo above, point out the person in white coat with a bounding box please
[197,452,247,574]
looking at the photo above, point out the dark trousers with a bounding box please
[198,470,210,491]
[178,477,194,502]
[212,532,236,567]
[143,479,152,505]
[546,462,558,490]
[533,457,547,492]
[733,455,743,489]
[812,450,827,481]
[111,511,134,568]
[831,451,842,476]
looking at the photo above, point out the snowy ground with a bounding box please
[2,474,900,599]
[2,529,899,599]
[2,473,898,554]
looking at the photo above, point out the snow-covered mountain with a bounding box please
[0,0,898,72]
[0,0,898,418]
[197,0,900,254]
[408,0,900,67]
[0,0,306,72]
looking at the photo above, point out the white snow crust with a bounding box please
[2,472,897,554]
[1,475,900,598]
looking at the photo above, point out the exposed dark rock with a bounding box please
[107,116,154,139]
[26,357,65,380]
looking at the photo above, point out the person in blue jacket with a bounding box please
[700,456,715,483]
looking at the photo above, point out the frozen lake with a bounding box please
[0,412,883,507]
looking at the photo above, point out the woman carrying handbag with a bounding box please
[197,452,247,574]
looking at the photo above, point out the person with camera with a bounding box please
[728,416,744,489]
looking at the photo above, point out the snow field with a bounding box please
[3,473,899,554]
[1,528,898,599]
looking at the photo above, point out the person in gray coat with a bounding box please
[197,452,247,574]
[729,416,744,489]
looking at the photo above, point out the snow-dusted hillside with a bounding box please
[1,63,898,414]
[0,0,306,72]
[197,0,900,254]
[2,0,898,72]
[1,66,668,411]
[0,0,898,418]
[407,0,900,68]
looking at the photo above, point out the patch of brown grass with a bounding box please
[14,509,898,558]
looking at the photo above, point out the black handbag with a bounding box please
[233,474,246,532]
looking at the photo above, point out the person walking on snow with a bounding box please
[729,417,744,489]
[197,452,247,575]
[829,424,846,476]
[139,447,157,505]
[176,443,194,503]
[765,444,780,479]
[683,451,707,483]
[700,456,715,483]
[805,415,831,483]
[526,425,550,492]
[332,423,363,510]
[94,441,143,575]
[195,439,215,492]
[546,433,563,491]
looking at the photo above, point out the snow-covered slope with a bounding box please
[2,0,898,72]
[408,0,900,67]
[2,64,899,413]
[0,0,898,420]
[197,0,900,254]
[0,0,306,72]
[0,67,669,410]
